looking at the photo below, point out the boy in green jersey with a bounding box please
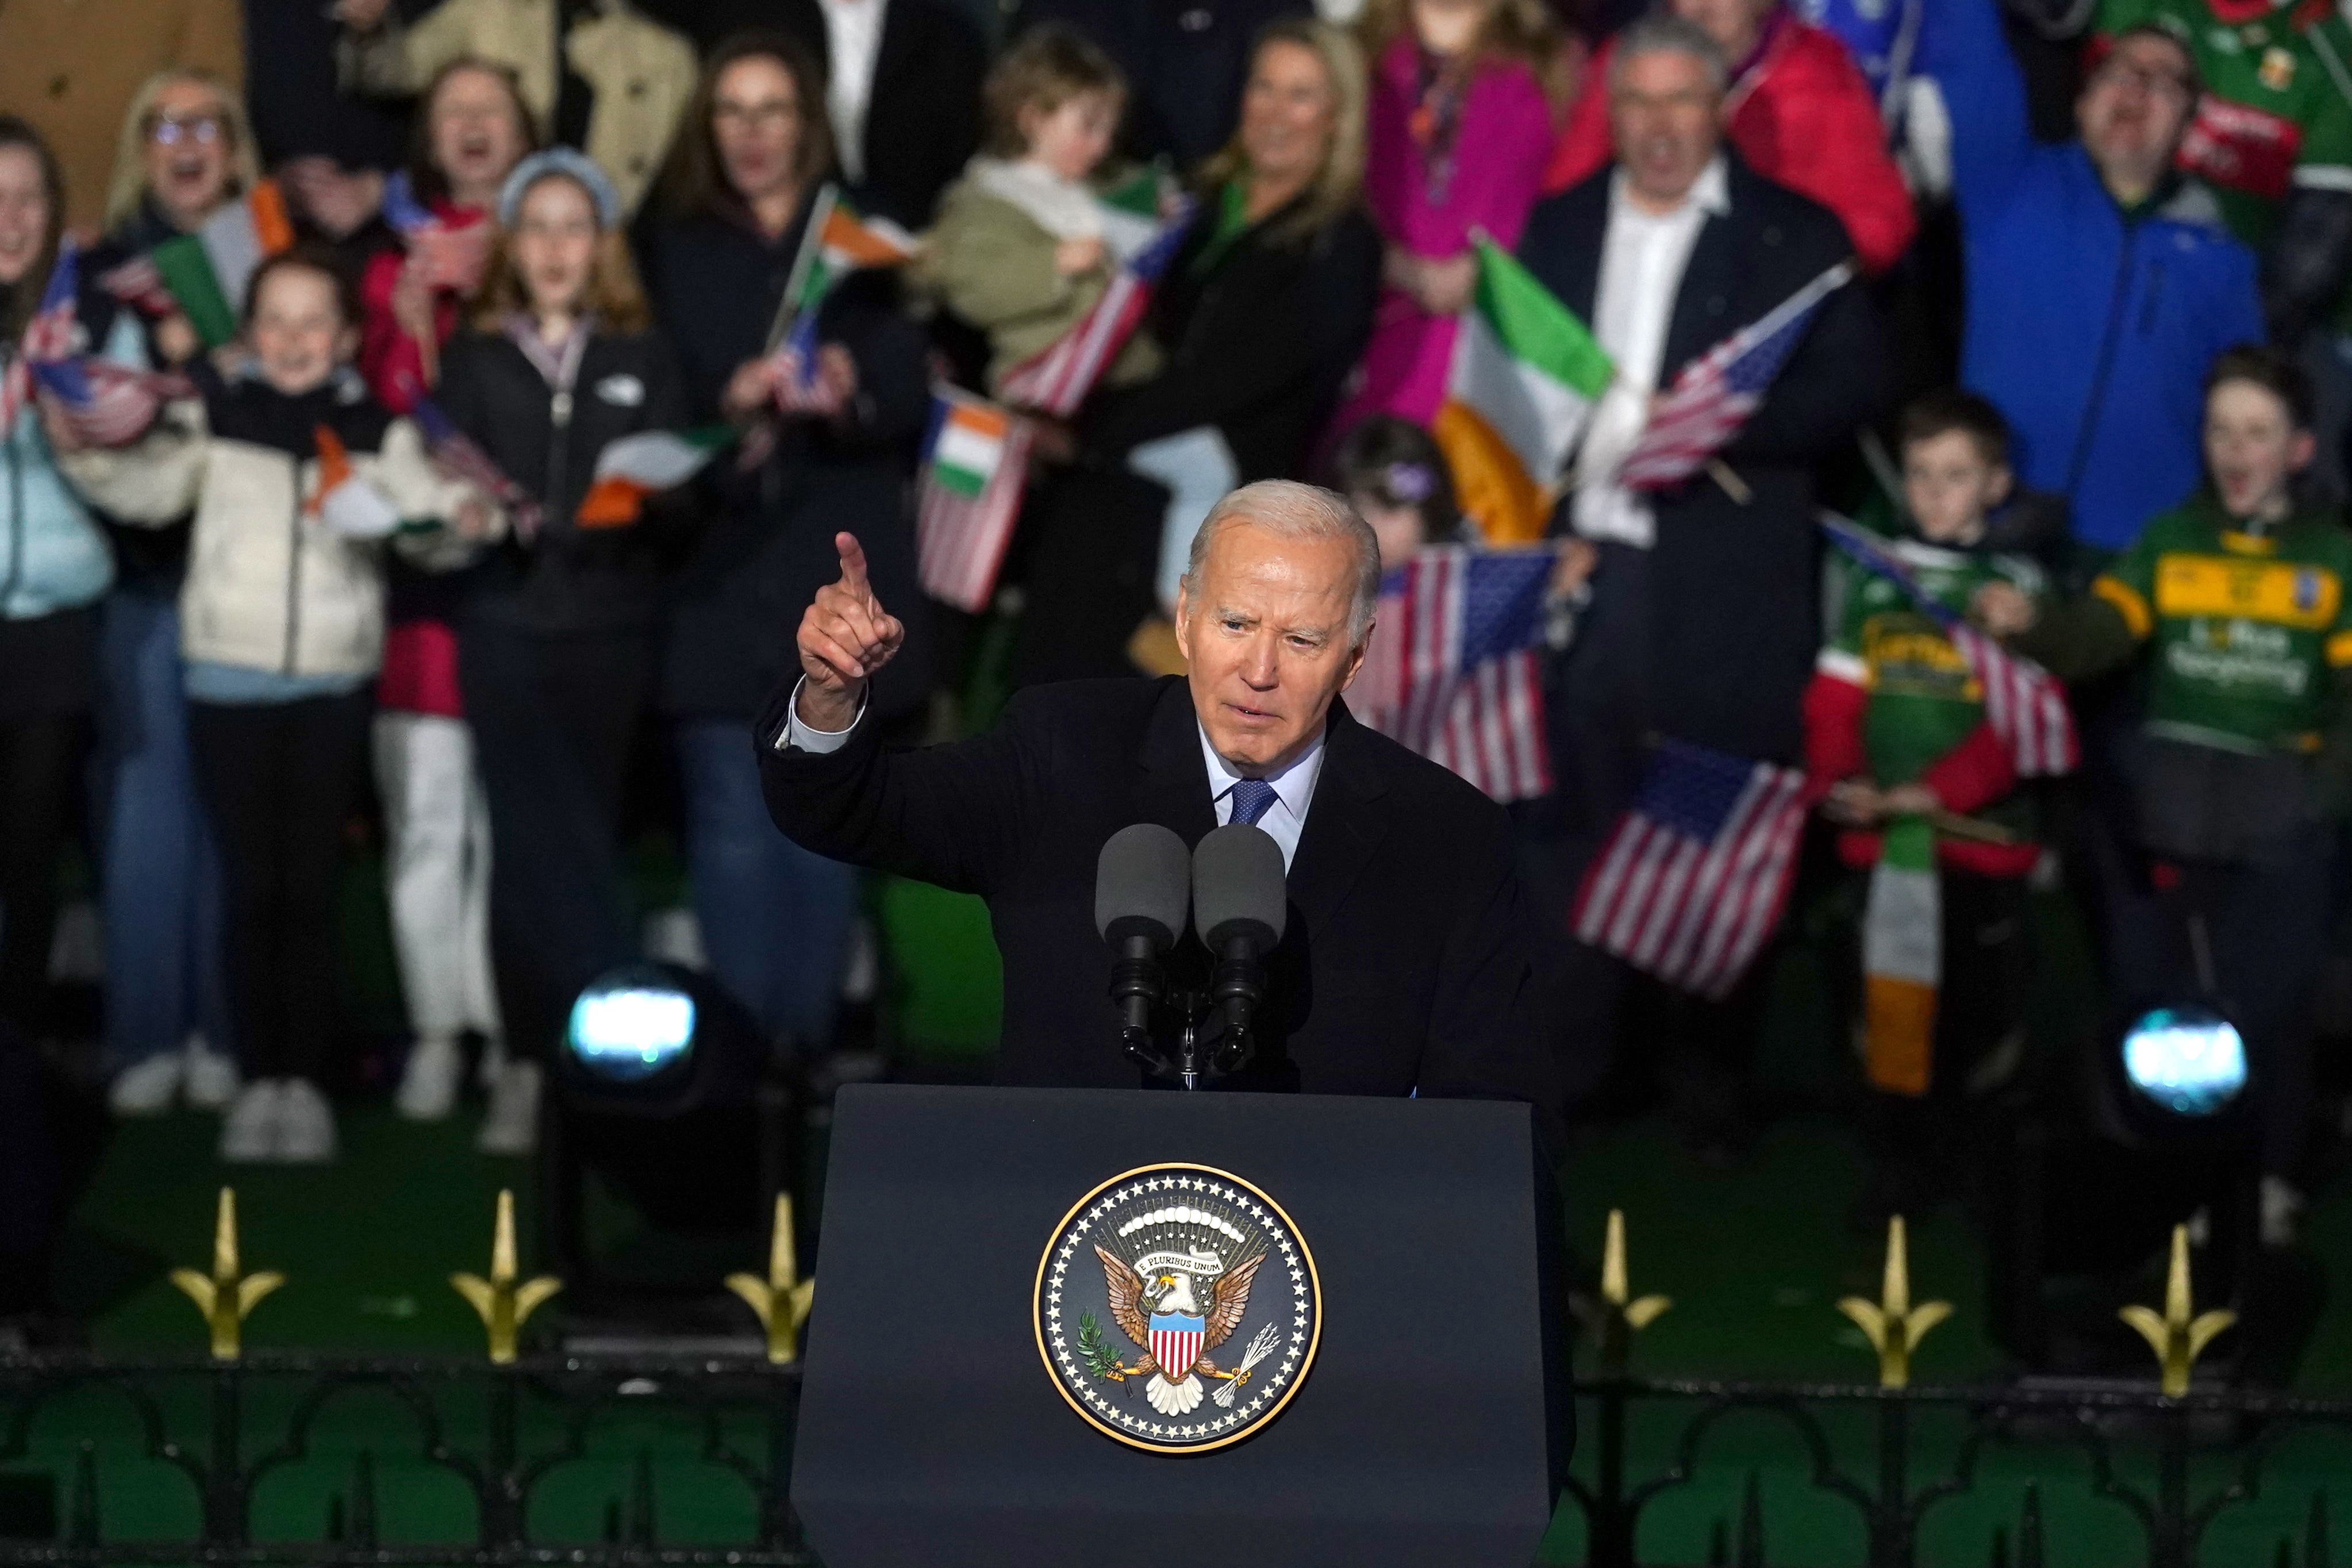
[1981,345,2352,1243]
[1807,391,2055,1226]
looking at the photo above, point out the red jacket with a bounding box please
[1800,670,2040,878]
[1543,16,1917,274]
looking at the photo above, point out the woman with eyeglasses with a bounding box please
[75,68,262,1120]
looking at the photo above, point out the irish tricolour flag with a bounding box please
[917,390,1033,612]
[150,180,295,348]
[1861,817,1940,1098]
[575,427,732,528]
[1435,239,1613,541]
[308,426,402,540]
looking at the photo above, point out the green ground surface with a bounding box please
[20,850,2352,1563]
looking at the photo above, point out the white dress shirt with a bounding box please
[777,681,1326,871]
[817,0,889,184]
[1573,156,1730,551]
[1198,724,1324,871]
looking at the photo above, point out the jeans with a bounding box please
[91,591,230,1070]
[373,712,499,1042]
[675,718,858,1048]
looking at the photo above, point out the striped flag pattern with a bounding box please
[916,389,1033,612]
[0,245,82,436]
[996,202,1193,417]
[1352,545,1555,803]
[16,243,189,447]
[380,171,493,295]
[1818,512,2077,777]
[95,255,178,318]
[149,179,295,348]
[409,393,542,540]
[1618,262,1854,492]
[1570,739,1811,998]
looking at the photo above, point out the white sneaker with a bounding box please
[220,1081,285,1163]
[395,1036,465,1121]
[275,1079,339,1163]
[109,1054,185,1117]
[183,1035,240,1111]
[477,1060,543,1156]
[2261,1175,2306,1248]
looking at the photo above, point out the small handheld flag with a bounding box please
[996,199,1193,417]
[308,425,403,540]
[149,179,296,348]
[1817,512,2077,777]
[575,426,732,528]
[1617,262,1854,493]
[1352,544,1558,802]
[17,243,190,447]
[1571,739,1811,997]
[409,393,542,540]
[381,170,493,295]
[916,389,1033,612]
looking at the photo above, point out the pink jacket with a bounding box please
[1329,38,1556,432]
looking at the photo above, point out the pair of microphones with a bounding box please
[1093,823,1288,1089]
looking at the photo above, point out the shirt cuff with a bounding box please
[775,677,866,754]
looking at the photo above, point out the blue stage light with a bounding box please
[566,976,698,1083]
[2120,1005,2247,1118]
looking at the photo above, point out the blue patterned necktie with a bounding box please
[1229,777,1278,827]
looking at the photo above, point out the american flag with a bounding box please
[1618,262,1855,492]
[996,201,1193,417]
[1352,544,1554,802]
[1571,739,1811,998]
[764,319,849,418]
[381,171,493,295]
[1817,512,2078,777]
[409,391,542,540]
[17,243,189,447]
[915,388,1033,612]
[96,254,178,318]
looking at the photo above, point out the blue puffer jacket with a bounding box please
[0,362,114,620]
[1921,0,2265,555]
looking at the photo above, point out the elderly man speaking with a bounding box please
[759,481,1554,1123]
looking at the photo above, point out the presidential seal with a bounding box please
[1034,1163,1320,1454]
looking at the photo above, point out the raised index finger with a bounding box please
[834,532,871,596]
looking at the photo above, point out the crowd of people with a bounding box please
[1,0,2349,1260]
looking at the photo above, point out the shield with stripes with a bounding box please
[1148,1312,1206,1381]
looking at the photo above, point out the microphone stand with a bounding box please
[1121,985,1254,1092]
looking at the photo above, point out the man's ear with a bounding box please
[1171,585,1193,664]
[1336,621,1371,692]
[1988,462,2015,509]
[2291,429,2320,475]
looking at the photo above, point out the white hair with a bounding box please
[1179,480,1382,644]
[1609,13,1731,95]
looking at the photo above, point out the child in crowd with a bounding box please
[916,25,1160,399]
[1981,347,2352,1247]
[1805,391,2052,1227]
[58,248,497,1164]
[434,149,687,1157]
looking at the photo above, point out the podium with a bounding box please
[791,1084,1570,1567]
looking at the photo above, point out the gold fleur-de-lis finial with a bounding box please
[450,1190,561,1364]
[169,1187,285,1360]
[726,1195,816,1364]
[1836,1216,1951,1389]
[2119,1224,2235,1397]
[1594,1209,1671,1374]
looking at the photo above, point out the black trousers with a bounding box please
[188,691,372,1082]
[460,621,650,1060]
[0,712,87,1043]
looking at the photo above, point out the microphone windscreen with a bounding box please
[1095,823,1191,948]
[1192,823,1287,949]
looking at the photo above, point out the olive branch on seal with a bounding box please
[1075,1312,1126,1382]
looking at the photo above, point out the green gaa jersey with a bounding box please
[1821,536,2048,786]
[2099,0,2352,316]
[2093,495,2352,752]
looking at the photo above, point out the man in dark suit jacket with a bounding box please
[759,482,1557,1138]
[1511,14,1888,1143]
[680,0,985,227]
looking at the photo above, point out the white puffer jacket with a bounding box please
[63,373,492,679]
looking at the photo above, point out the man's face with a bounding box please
[1174,521,1369,777]
[2078,33,2197,193]
[1609,49,1723,208]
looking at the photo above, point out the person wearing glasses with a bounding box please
[1917,0,2263,560]
[78,70,269,1121]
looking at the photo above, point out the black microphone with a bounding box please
[1094,824,1191,1069]
[1191,823,1288,1072]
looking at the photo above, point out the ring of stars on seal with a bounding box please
[1034,1163,1321,1455]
